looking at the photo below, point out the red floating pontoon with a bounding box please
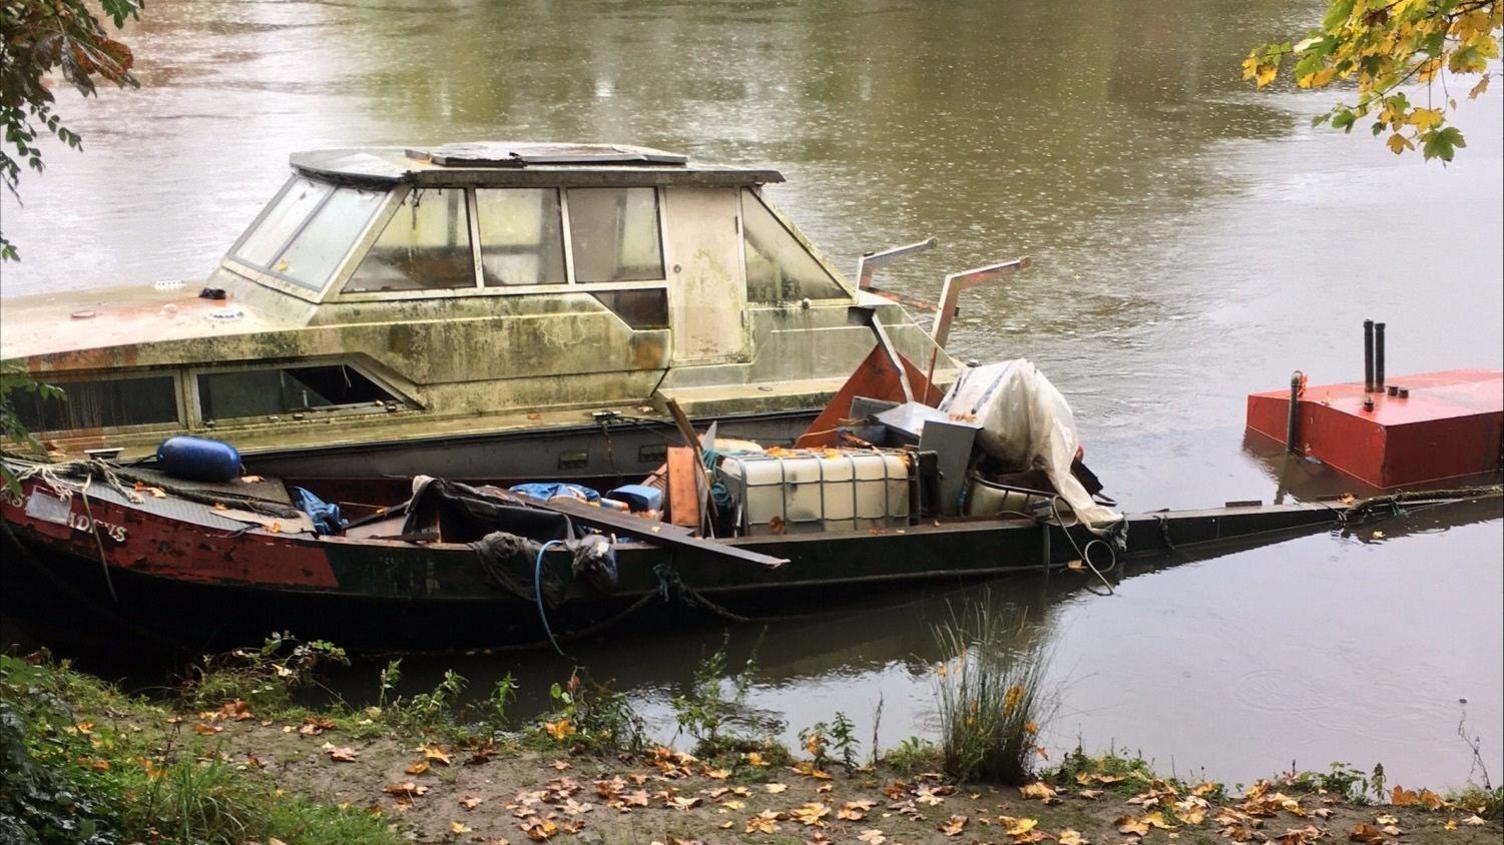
[1247,369,1504,489]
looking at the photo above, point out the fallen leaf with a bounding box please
[1462,815,1486,826]
[1007,817,1039,837]
[858,830,888,844]
[1059,828,1090,845]
[325,746,359,762]
[839,800,877,820]
[404,760,430,776]
[520,818,558,841]
[1078,789,1105,800]
[1020,782,1057,801]
[793,802,831,827]
[765,782,788,794]
[452,821,473,834]
[383,781,429,800]
[420,744,452,765]
[746,809,783,834]
[940,814,968,837]
[459,795,482,810]
[1375,815,1398,825]
[1118,816,1151,836]
[1350,823,1385,844]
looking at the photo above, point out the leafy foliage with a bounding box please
[671,648,770,756]
[1,653,399,845]
[0,0,142,260]
[183,632,349,714]
[0,361,62,493]
[536,671,645,753]
[1243,0,1501,162]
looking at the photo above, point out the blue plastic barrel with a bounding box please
[155,436,243,482]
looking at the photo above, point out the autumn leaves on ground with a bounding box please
[3,640,1501,845]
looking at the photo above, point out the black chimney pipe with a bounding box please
[1375,322,1386,391]
[1364,319,1375,393]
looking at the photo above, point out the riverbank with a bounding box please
[3,651,1499,845]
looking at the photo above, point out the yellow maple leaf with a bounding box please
[1409,108,1445,131]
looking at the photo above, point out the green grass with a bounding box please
[931,598,1056,785]
[0,653,401,845]
[1450,784,1503,822]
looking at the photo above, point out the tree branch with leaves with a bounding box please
[1243,0,1501,162]
[1,0,142,261]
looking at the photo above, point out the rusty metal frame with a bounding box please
[930,256,1031,347]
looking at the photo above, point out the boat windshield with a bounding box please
[229,176,386,292]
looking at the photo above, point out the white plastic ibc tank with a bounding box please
[717,450,911,535]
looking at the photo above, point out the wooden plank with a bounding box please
[519,493,787,569]
[666,447,700,528]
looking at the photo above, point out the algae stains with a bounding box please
[386,323,423,359]
[630,333,667,370]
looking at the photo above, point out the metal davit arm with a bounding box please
[931,256,1031,348]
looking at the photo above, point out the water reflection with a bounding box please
[1,0,1499,789]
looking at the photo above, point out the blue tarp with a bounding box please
[291,486,347,536]
[509,482,600,503]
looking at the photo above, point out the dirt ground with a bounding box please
[185,718,1502,845]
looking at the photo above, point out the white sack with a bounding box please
[938,359,1122,531]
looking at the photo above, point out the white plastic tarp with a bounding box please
[938,359,1123,532]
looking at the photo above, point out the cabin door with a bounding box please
[662,187,748,363]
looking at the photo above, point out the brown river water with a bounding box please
[1,0,1500,788]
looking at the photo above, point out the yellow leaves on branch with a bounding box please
[1243,0,1502,161]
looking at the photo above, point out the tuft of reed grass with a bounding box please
[931,598,1056,785]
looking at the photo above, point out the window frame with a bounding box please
[221,176,392,302]
[739,187,855,303]
[6,370,186,436]
[188,359,414,427]
[329,185,673,303]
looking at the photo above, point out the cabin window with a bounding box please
[344,188,475,292]
[233,177,332,268]
[566,187,664,283]
[740,189,847,302]
[272,186,385,290]
[475,188,567,286]
[197,365,397,421]
[5,375,179,432]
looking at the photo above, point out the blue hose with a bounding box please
[534,539,569,657]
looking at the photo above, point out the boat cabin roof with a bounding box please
[291,143,785,188]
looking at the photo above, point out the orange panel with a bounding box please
[665,446,701,528]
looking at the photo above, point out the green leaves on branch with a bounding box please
[0,0,143,260]
[1242,0,1501,163]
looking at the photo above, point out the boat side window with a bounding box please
[271,186,386,290]
[566,187,664,283]
[344,188,475,292]
[740,188,848,302]
[233,177,332,268]
[475,188,567,287]
[4,375,179,433]
[197,365,397,421]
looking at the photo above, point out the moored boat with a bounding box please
[0,142,955,481]
[4,448,1496,654]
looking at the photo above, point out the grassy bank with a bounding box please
[2,646,1499,845]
